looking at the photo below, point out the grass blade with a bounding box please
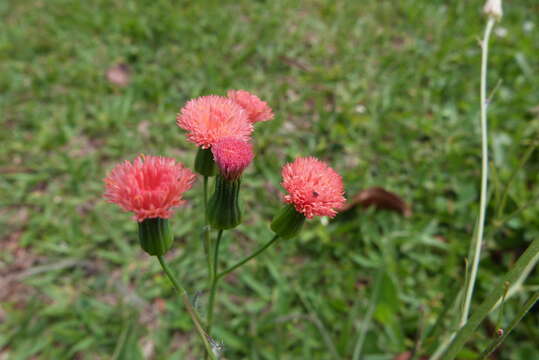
[441,237,539,360]
[352,267,384,360]
[478,292,539,360]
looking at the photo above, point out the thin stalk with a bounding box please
[352,268,384,360]
[460,259,471,319]
[203,176,212,278]
[494,282,510,331]
[478,292,539,360]
[202,176,214,360]
[206,229,224,335]
[460,17,496,327]
[217,235,279,280]
[441,237,539,360]
[203,176,209,215]
[157,255,217,360]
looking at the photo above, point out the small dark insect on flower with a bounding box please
[312,191,319,197]
[496,328,504,337]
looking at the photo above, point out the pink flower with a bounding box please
[211,137,254,180]
[177,95,253,149]
[104,155,195,222]
[227,90,274,124]
[281,157,346,219]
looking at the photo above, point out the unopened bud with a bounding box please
[194,147,217,177]
[207,176,242,230]
[483,0,502,20]
[138,217,173,256]
[271,204,306,239]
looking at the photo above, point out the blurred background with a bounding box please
[1,0,538,359]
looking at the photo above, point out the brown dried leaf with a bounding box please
[342,186,412,217]
[106,63,130,87]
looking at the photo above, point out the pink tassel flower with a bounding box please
[211,137,254,180]
[281,157,346,219]
[227,90,274,124]
[177,95,253,149]
[104,155,196,222]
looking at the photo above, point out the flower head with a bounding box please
[177,95,253,149]
[227,90,274,124]
[211,137,254,180]
[281,157,345,219]
[483,0,502,20]
[104,155,195,222]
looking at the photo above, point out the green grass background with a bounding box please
[1,0,538,359]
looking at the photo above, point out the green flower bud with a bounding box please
[270,204,306,240]
[194,147,217,177]
[138,217,173,256]
[207,175,241,230]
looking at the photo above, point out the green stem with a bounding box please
[433,20,498,356]
[460,17,495,327]
[206,229,224,336]
[204,176,209,223]
[217,235,280,280]
[204,176,212,278]
[441,237,539,360]
[205,233,278,359]
[156,255,216,360]
[478,292,539,360]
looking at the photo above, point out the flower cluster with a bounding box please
[102,89,347,358]
[104,89,346,241]
[176,90,273,180]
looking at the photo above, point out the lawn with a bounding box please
[1,0,538,359]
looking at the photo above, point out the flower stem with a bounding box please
[204,233,279,360]
[203,176,212,277]
[204,176,209,223]
[441,237,539,360]
[156,255,216,360]
[431,17,497,360]
[460,16,495,327]
[217,235,280,280]
[206,229,224,336]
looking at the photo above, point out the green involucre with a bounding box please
[138,217,173,256]
[194,147,217,177]
[270,203,306,239]
[207,175,242,230]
